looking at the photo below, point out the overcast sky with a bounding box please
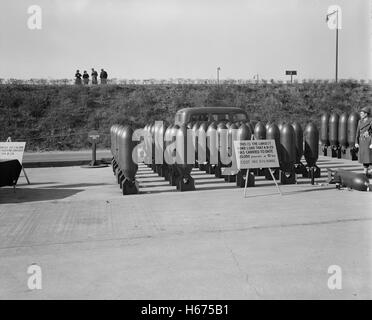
[0,0,370,80]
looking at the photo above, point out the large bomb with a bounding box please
[167,124,180,186]
[320,113,330,156]
[328,113,340,158]
[175,125,196,191]
[235,124,255,188]
[338,113,348,155]
[206,122,218,174]
[150,123,156,170]
[303,122,321,184]
[110,124,120,173]
[347,112,360,160]
[224,123,238,182]
[265,123,281,180]
[279,123,296,184]
[163,124,173,181]
[117,125,139,195]
[253,122,267,176]
[215,122,228,178]
[192,122,200,167]
[115,125,127,182]
[197,122,209,171]
[292,122,307,175]
[154,122,167,177]
[254,121,266,140]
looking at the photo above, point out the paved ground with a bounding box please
[0,156,371,299]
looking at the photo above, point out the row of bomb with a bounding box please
[320,112,360,160]
[110,119,320,195]
[144,121,320,186]
[110,125,140,195]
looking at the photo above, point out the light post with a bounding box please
[217,67,221,85]
[326,8,340,82]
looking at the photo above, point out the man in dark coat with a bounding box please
[75,70,82,85]
[355,106,372,176]
[82,70,89,85]
[91,68,98,84]
[100,68,108,84]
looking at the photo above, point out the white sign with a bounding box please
[88,130,100,141]
[233,140,279,169]
[0,142,26,164]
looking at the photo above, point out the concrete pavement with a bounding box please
[0,156,371,299]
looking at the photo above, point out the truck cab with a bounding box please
[174,107,249,126]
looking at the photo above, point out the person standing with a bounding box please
[91,68,98,84]
[100,68,108,84]
[82,70,89,85]
[75,70,82,85]
[355,106,372,177]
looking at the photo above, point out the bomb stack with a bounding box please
[320,112,360,160]
[111,117,322,194]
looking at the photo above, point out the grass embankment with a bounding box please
[0,81,370,151]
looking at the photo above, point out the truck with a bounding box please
[174,107,249,126]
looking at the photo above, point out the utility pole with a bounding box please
[326,8,340,83]
[217,67,221,86]
[335,10,338,82]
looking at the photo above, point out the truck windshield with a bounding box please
[232,113,247,121]
[190,114,208,122]
[211,114,229,121]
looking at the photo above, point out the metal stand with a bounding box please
[244,168,282,197]
[22,167,30,184]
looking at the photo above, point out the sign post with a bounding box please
[285,70,297,83]
[81,131,108,168]
[88,130,100,166]
[234,139,282,197]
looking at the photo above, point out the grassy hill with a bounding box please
[0,80,370,151]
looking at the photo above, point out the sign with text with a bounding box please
[233,140,279,169]
[0,142,26,164]
[285,70,297,75]
[88,130,100,141]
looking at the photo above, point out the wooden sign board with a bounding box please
[88,130,100,141]
[233,139,279,170]
[233,139,282,196]
[285,70,297,75]
[0,142,26,164]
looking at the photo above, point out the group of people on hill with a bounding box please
[75,68,108,85]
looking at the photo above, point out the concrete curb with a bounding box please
[23,158,112,168]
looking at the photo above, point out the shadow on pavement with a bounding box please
[45,183,109,189]
[15,182,58,187]
[0,187,84,204]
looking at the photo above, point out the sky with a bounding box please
[0,0,370,80]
